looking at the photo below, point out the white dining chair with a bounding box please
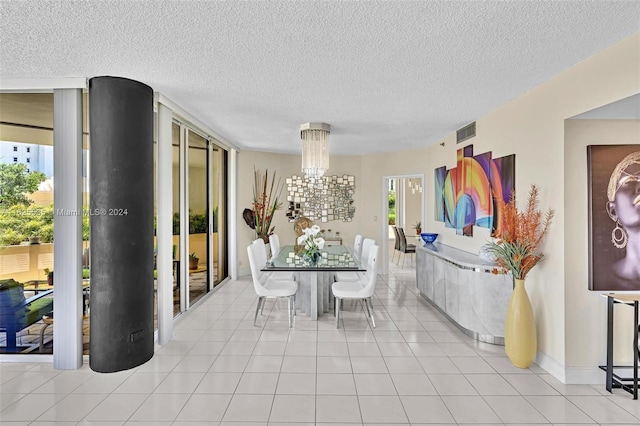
[360,238,375,263]
[253,239,295,281]
[268,234,281,259]
[335,237,375,282]
[353,234,363,260]
[332,245,379,329]
[247,242,297,328]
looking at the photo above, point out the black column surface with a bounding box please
[89,76,154,373]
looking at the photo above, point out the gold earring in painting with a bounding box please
[611,220,628,249]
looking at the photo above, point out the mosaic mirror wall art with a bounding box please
[285,174,355,222]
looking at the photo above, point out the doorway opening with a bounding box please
[381,174,424,274]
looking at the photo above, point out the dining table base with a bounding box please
[294,271,335,320]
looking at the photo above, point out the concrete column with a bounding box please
[89,76,154,373]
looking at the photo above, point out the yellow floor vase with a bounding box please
[505,278,537,368]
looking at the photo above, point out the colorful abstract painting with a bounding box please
[435,145,515,236]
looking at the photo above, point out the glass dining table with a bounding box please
[261,244,365,320]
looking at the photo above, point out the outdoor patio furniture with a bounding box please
[0,278,53,352]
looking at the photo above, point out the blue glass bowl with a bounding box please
[420,233,438,244]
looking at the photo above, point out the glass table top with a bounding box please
[262,244,365,272]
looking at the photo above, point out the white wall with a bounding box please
[359,147,448,248]
[564,119,640,382]
[234,32,639,382]
[403,178,423,233]
[237,151,362,275]
[424,33,637,381]
[387,32,637,381]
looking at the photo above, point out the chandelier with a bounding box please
[300,122,330,177]
[408,178,422,194]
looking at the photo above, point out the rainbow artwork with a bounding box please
[434,145,515,237]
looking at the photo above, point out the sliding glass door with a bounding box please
[172,122,228,314]
[187,129,209,307]
[0,93,56,354]
[172,122,181,314]
[210,143,227,287]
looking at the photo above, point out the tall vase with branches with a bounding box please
[488,184,554,280]
[249,167,283,243]
[487,184,554,368]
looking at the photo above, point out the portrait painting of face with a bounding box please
[588,145,640,292]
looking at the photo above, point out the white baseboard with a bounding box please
[535,351,605,384]
[535,350,566,383]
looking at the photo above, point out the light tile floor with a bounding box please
[1,263,639,425]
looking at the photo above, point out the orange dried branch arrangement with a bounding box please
[488,184,554,280]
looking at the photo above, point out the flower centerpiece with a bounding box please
[487,184,554,369]
[297,225,325,265]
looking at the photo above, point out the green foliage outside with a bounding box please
[172,207,218,235]
[0,203,91,246]
[0,204,53,246]
[0,163,56,246]
[0,163,46,207]
[388,190,396,225]
[0,163,219,245]
[1,204,218,245]
[189,211,207,234]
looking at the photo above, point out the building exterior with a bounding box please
[0,141,53,177]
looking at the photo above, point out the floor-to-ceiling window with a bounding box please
[171,122,181,314]
[187,129,209,307]
[171,119,229,316]
[81,92,90,352]
[0,93,56,354]
[1,91,230,360]
[211,143,227,286]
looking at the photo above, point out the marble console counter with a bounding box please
[416,242,512,344]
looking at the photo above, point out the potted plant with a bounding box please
[188,252,199,270]
[413,221,422,235]
[44,268,53,286]
[243,167,284,243]
[487,184,554,368]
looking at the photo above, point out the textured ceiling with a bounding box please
[1,1,639,155]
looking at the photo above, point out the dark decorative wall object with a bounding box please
[435,145,515,237]
[89,76,154,373]
[285,174,355,222]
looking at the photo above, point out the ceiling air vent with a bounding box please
[456,122,476,144]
